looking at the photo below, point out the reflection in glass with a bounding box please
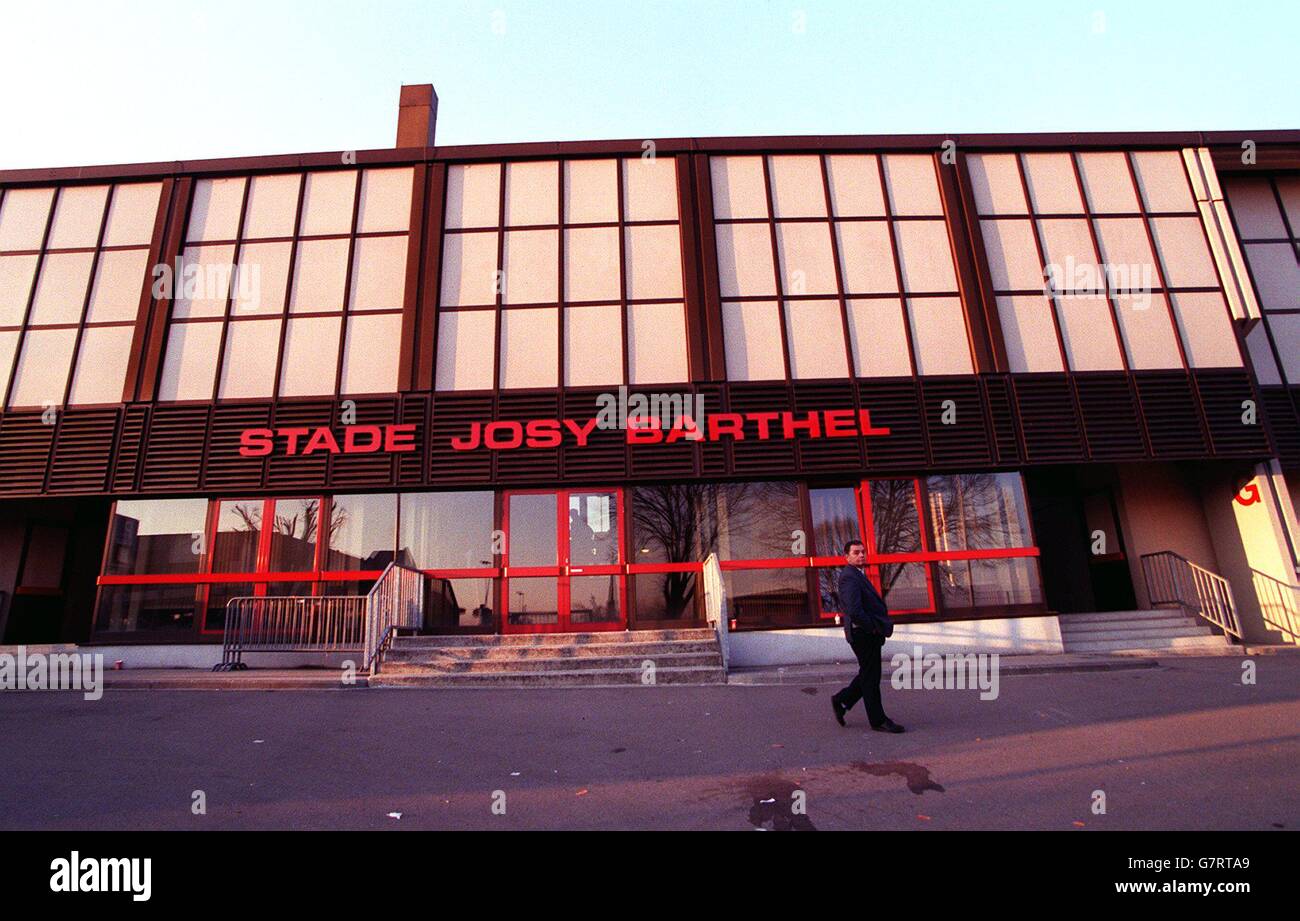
[399,492,496,570]
[203,581,256,633]
[266,579,315,597]
[632,572,698,621]
[95,584,199,633]
[568,492,618,566]
[809,487,859,557]
[877,562,930,611]
[723,568,809,628]
[969,557,1043,607]
[936,560,972,609]
[507,576,558,625]
[326,494,396,571]
[428,577,496,630]
[212,501,263,572]
[714,481,802,561]
[816,567,845,616]
[320,579,378,596]
[569,574,620,624]
[927,473,1033,551]
[508,494,557,567]
[870,479,923,554]
[105,499,208,575]
[631,484,722,563]
[269,497,319,573]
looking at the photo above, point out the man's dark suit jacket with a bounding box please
[837,565,894,642]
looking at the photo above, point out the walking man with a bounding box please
[831,539,905,733]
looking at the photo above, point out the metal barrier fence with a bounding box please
[1140,550,1241,640]
[1251,569,1300,644]
[216,594,367,671]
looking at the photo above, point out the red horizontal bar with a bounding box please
[98,571,385,586]
[625,563,702,574]
[719,558,810,571]
[98,549,1037,588]
[504,567,561,578]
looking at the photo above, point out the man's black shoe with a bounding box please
[831,698,847,727]
[871,719,906,734]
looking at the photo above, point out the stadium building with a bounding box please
[0,85,1296,668]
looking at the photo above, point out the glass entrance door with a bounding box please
[503,489,626,634]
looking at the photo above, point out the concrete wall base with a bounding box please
[8,619,1064,672]
[728,617,1065,668]
[0,645,358,670]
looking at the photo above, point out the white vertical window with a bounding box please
[712,151,971,382]
[158,167,407,401]
[1,182,163,407]
[438,157,688,390]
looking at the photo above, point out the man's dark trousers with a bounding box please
[834,630,888,726]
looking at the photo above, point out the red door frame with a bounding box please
[809,477,938,621]
[501,487,628,635]
[856,477,938,616]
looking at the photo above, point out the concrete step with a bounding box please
[1058,609,1190,625]
[384,639,719,663]
[370,665,728,688]
[1060,624,1214,641]
[377,628,726,687]
[1063,634,1233,654]
[384,651,722,674]
[1059,615,1198,633]
[391,628,715,648]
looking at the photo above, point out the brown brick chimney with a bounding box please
[396,84,438,148]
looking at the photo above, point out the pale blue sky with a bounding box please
[2,0,1296,170]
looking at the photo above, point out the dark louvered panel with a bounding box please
[858,378,926,470]
[982,376,1021,464]
[140,406,208,491]
[112,405,148,493]
[1013,376,1084,462]
[266,401,331,489]
[1136,372,1207,458]
[330,398,399,488]
[697,384,727,476]
[1074,375,1145,459]
[563,390,628,482]
[0,412,53,494]
[921,378,991,466]
[793,380,861,471]
[728,383,795,475]
[429,395,493,484]
[1260,387,1300,468]
[397,395,430,486]
[1196,369,1273,457]
[494,393,559,483]
[48,409,119,493]
[203,404,270,491]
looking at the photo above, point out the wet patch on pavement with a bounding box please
[744,774,816,831]
[852,761,945,795]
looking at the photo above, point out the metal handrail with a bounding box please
[364,562,427,677]
[1250,568,1300,643]
[1140,551,1241,640]
[215,594,367,671]
[702,553,730,671]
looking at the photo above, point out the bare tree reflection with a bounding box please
[632,482,798,618]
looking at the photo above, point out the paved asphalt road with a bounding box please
[1,656,1296,830]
